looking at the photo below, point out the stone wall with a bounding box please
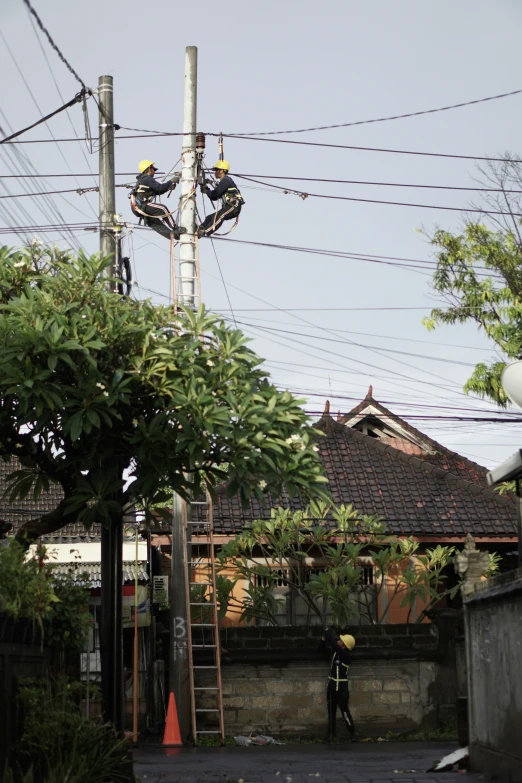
[195,620,459,737]
[464,569,522,782]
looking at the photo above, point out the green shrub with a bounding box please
[12,678,130,782]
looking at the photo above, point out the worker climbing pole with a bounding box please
[197,157,244,238]
[129,160,184,241]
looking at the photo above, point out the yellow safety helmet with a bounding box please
[340,634,356,651]
[213,160,230,171]
[138,159,156,174]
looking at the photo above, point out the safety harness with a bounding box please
[328,653,349,692]
[199,180,244,237]
[221,184,244,209]
[130,175,178,227]
[131,174,156,208]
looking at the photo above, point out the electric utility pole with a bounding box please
[98,74,124,735]
[168,46,198,743]
[99,75,116,270]
[178,46,198,308]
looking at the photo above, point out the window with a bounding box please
[252,562,377,626]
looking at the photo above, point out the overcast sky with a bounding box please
[2,0,522,467]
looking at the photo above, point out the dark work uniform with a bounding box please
[324,630,356,739]
[130,174,178,240]
[199,175,244,237]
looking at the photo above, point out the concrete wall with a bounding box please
[195,619,460,737]
[465,569,522,782]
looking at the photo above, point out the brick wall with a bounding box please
[195,620,458,737]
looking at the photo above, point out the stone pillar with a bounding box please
[455,534,490,599]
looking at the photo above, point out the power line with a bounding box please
[0,110,83,251]
[0,185,130,199]
[208,238,237,328]
[301,409,522,422]
[0,32,92,247]
[235,173,522,217]
[213,237,505,280]
[4,128,522,169]
[236,320,465,393]
[130,230,491,405]
[234,173,522,194]
[3,170,517,194]
[0,173,134,178]
[234,315,498,353]
[27,12,99,214]
[224,134,522,164]
[0,92,87,145]
[230,320,477,367]
[227,88,522,135]
[1,133,183,144]
[211,306,490,312]
[264,365,516,415]
[133,239,461,402]
[21,0,88,90]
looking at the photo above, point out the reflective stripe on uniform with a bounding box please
[329,654,349,691]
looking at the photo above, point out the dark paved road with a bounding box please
[133,741,480,783]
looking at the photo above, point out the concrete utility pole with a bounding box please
[98,75,116,270]
[168,46,198,742]
[98,74,124,734]
[178,46,198,308]
[169,492,191,741]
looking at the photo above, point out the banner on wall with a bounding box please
[122,585,151,627]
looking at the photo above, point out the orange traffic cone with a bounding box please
[163,692,183,746]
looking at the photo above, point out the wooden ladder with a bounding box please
[183,494,225,744]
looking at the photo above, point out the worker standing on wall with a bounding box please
[322,627,357,742]
[198,161,244,237]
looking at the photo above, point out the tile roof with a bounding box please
[340,393,490,486]
[0,458,101,540]
[196,415,516,538]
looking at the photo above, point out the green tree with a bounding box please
[0,244,326,545]
[422,155,522,406]
[0,539,91,652]
[215,502,460,626]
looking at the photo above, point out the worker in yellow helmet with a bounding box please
[321,627,357,742]
[130,160,185,240]
[198,160,244,238]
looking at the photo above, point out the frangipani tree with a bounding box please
[0,244,327,543]
[215,502,461,625]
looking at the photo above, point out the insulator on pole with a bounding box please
[218,132,223,161]
[196,132,206,154]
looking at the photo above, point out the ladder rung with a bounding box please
[192,644,217,648]
[190,602,216,606]
[191,623,215,627]
[189,502,209,506]
[196,731,221,734]
[196,709,220,712]
[194,687,219,690]
[194,665,218,668]
[189,582,213,585]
